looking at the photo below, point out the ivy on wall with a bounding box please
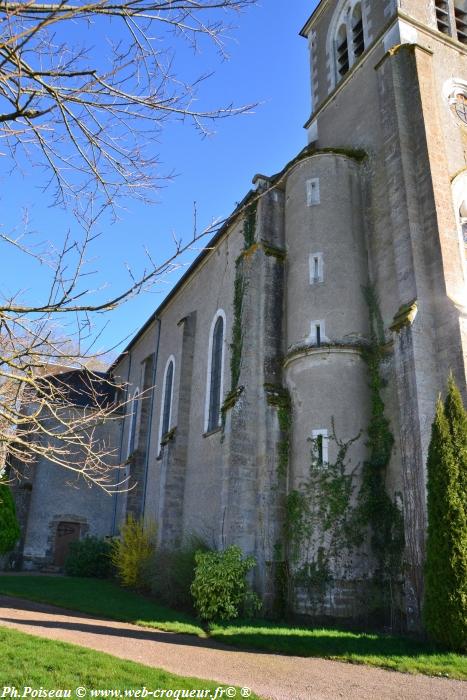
[357,286,405,590]
[281,287,404,623]
[243,201,257,249]
[265,384,292,478]
[230,259,246,393]
[285,426,363,612]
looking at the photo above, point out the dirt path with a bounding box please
[0,595,465,700]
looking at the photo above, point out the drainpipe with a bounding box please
[141,317,162,518]
[111,352,132,535]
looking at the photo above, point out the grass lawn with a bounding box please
[0,576,205,636]
[1,575,466,680]
[0,626,261,698]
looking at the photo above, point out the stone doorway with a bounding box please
[54,521,81,567]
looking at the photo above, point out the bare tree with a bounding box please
[0,0,257,487]
[0,0,256,208]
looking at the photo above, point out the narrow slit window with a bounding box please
[352,5,365,58]
[436,0,452,35]
[316,324,321,347]
[309,253,323,284]
[316,434,323,464]
[312,429,328,467]
[313,257,320,281]
[455,2,467,43]
[336,25,349,78]
[207,315,224,431]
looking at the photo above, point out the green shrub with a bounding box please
[191,545,261,621]
[423,377,467,651]
[111,515,156,590]
[64,537,114,578]
[0,480,20,555]
[151,536,210,612]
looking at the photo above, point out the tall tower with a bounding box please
[299,0,467,627]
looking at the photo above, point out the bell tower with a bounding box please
[298,0,467,628]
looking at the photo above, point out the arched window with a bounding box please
[205,311,226,432]
[336,24,349,78]
[158,356,175,445]
[352,4,364,58]
[127,388,140,457]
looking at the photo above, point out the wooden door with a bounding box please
[54,521,81,567]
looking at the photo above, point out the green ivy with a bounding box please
[281,288,404,620]
[357,286,405,586]
[230,259,246,391]
[285,427,363,611]
[243,202,257,249]
[265,384,292,478]
[0,480,20,555]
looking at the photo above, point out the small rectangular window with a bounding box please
[316,324,321,347]
[306,178,320,206]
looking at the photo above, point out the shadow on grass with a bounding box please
[1,576,466,678]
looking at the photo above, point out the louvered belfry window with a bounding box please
[455,2,467,43]
[208,316,224,431]
[336,25,349,77]
[436,0,451,34]
[352,5,365,58]
[161,360,174,438]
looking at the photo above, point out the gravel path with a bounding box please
[0,595,465,700]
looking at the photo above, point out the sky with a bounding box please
[1,1,319,359]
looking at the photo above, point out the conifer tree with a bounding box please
[0,480,20,555]
[444,375,467,517]
[423,387,467,651]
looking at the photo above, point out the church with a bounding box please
[11,0,467,629]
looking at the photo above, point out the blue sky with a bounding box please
[1,2,319,358]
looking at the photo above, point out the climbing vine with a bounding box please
[230,258,246,392]
[357,287,405,599]
[282,288,405,623]
[285,426,363,613]
[228,203,258,393]
[243,201,257,249]
[265,384,292,478]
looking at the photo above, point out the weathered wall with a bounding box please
[17,411,120,569]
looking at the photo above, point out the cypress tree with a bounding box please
[0,480,20,555]
[444,374,467,518]
[423,390,467,651]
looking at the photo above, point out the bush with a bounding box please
[423,377,467,651]
[191,545,261,621]
[64,537,114,578]
[111,515,156,590]
[0,480,20,555]
[151,536,210,612]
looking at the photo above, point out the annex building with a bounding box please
[11,1,467,629]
